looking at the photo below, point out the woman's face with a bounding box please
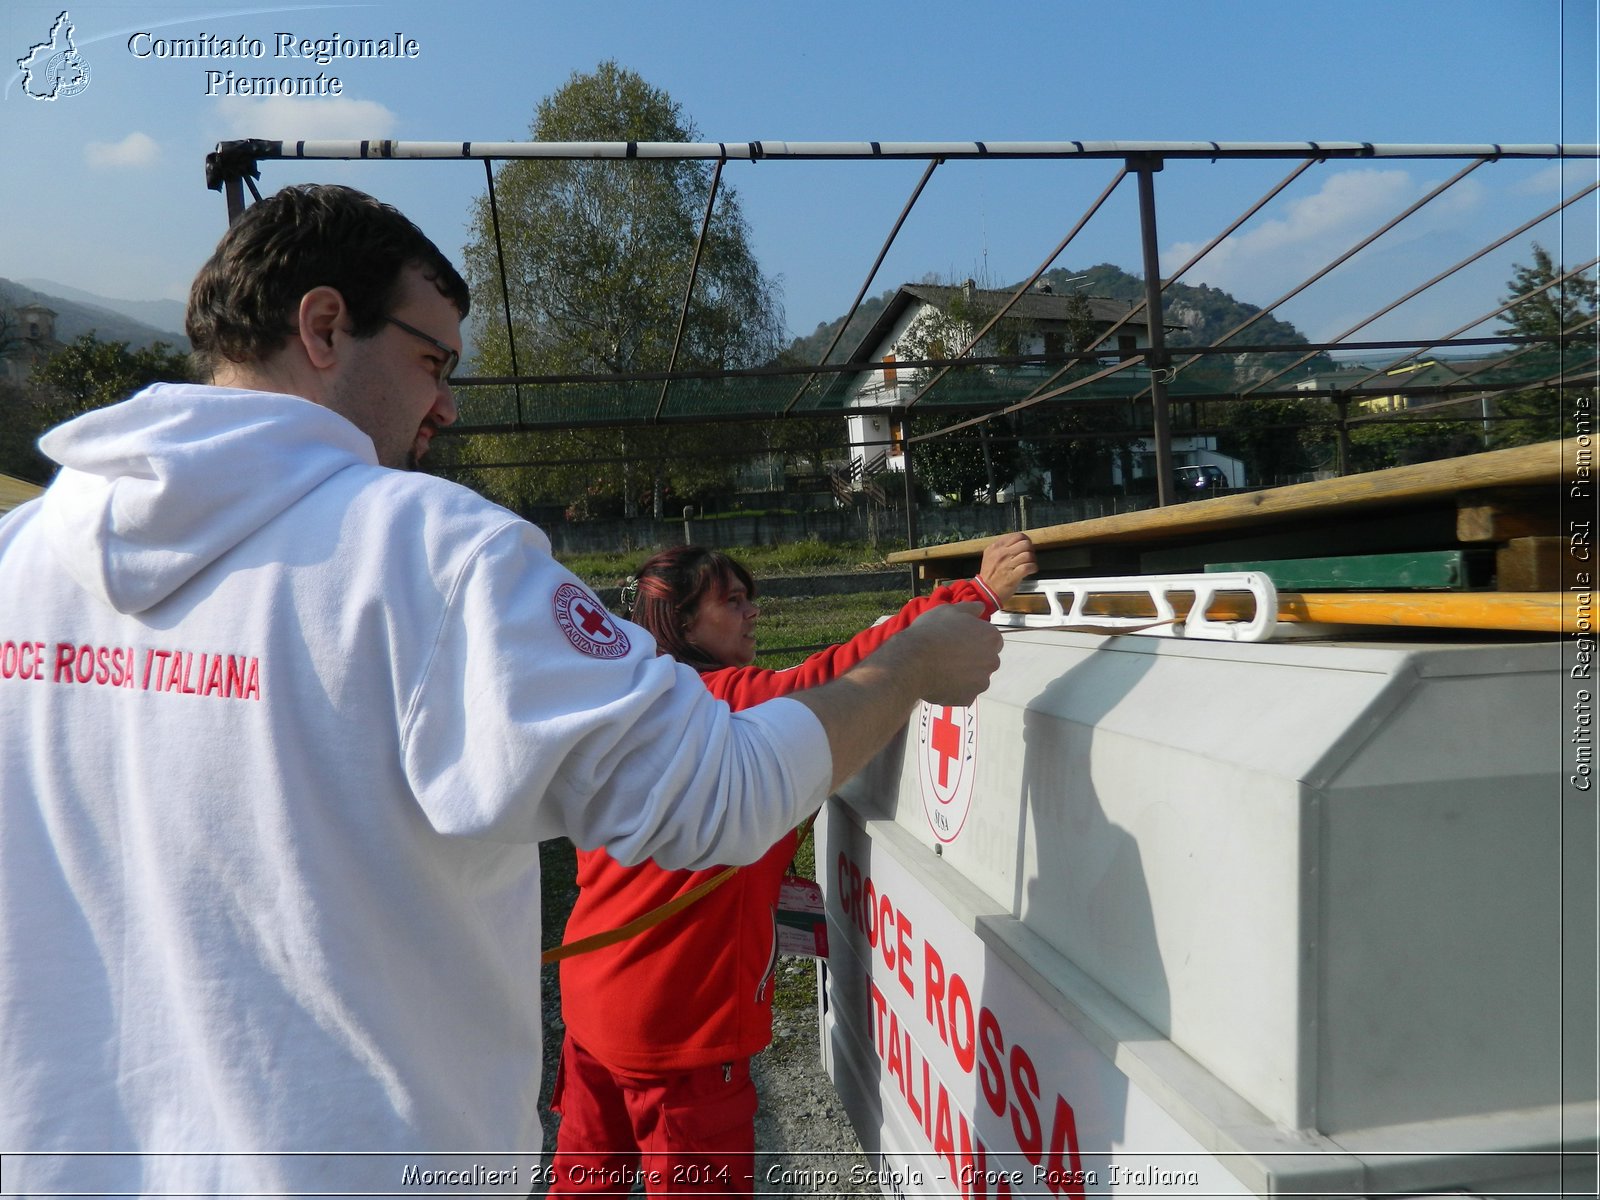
[684,575,760,667]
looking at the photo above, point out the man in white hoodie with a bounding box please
[0,184,1001,1197]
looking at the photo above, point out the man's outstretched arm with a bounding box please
[790,602,1002,790]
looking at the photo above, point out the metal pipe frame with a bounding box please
[204,137,1600,488]
[1240,180,1600,397]
[903,166,1129,411]
[782,158,941,415]
[209,138,1599,166]
[654,159,724,420]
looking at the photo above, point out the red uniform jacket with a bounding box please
[559,578,998,1073]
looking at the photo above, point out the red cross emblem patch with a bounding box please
[553,582,631,660]
[916,700,977,843]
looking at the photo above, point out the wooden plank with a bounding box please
[1206,550,1486,591]
[1269,590,1571,634]
[890,439,1574,567]
[1496,536,1576,591]
[1456,487,1560,542]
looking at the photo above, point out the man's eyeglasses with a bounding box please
[382,315,459,383]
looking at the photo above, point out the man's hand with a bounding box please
[889,602,1003,707]
[978,532,1038,606]
[789,602,1003,788]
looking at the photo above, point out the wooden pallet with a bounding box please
[892,439,1591,635]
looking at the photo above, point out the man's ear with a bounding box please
[297,286,347,370]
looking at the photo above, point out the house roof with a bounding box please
[1380,358,1484,385]
[1295,356,1517,395]
[836,283,1178,372]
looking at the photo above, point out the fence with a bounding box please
[538,494,1157,556]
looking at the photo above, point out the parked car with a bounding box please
[1174,464,1229,497]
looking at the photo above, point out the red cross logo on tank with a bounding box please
[553,582,632,659]
[916,699,977,843]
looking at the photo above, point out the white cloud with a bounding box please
[1514,160,1600,200]
[1167,169,1422,295]
[1160,167,1517,341]
[1513,162,1565,196]
[217,96,399,141]
[84,132,161,170]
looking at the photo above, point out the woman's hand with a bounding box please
[977,532,1038,606]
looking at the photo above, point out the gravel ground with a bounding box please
[749,958,875,1197]
[535,842,874,1198]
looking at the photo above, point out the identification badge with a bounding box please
[775,875,828,959]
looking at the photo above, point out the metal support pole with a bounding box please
[784,159,940,415]
[979,423,996,501]
[656,160,724,420]
[1132,156,1174,506]
[205,140,266,223]
[224,178,245,223]
[901,417,921,597]
[483,160,525,424]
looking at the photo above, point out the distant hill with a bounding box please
[779,266,1328,383]
[2,277,189,351]
[779,287,898,366]
[1042,264,1311,353]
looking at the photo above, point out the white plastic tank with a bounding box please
[819,629,1595,1199]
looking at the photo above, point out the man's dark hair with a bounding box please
[185,184,470,379]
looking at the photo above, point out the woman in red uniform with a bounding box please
[549,533,1036,1197]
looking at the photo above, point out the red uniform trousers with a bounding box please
[549,1034,758,1198]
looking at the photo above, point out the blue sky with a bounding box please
[2,0,1596,351]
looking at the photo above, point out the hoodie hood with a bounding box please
[38,383,378,615]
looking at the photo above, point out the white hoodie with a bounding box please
[0,384,831,1197]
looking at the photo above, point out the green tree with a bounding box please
[1215,396,1335,485]
[1,335,193,481]
[763,413,849,483]
[0,378,49,482]
[896,283,1022,503]
[1015,290,1126,499]
[32,334,192,421]
[1034,264,1340,485]
[0,305,25,365]
[1345,416,1480,473]
[1490,243,1598,447]
[459,62,784,517]
[907,413,1020,505]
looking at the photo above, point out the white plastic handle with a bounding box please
[994,571,1279,642]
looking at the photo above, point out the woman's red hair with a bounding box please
[625,545,757,672]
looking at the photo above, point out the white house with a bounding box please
[833,280,1163,480]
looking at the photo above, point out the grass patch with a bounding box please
[557,537,906,587]
[751,591,911,668]
[556,540,918,669]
